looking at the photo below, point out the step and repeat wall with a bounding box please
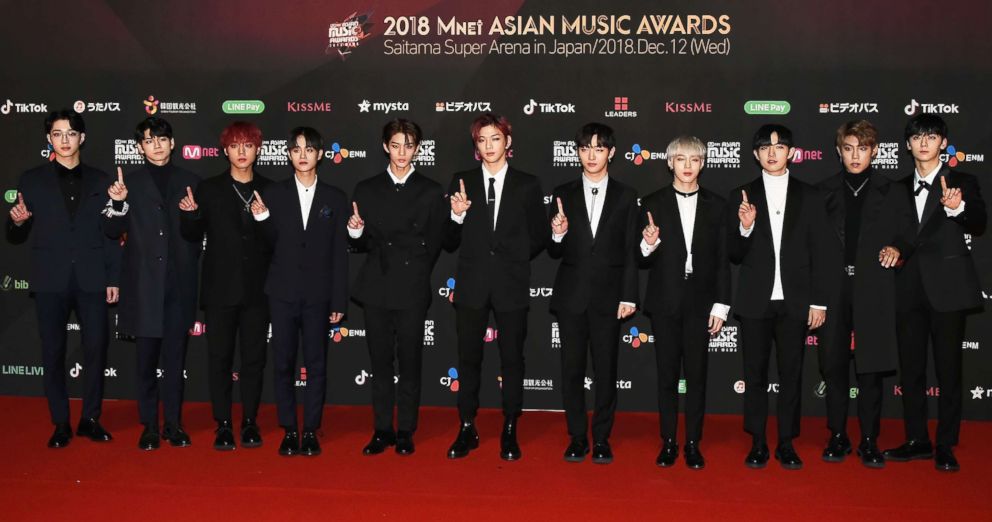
[1,0,990,420]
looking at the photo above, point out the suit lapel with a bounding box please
[782,176,803,248]
[567,180,593,243]
[664,187,687,258]
[494,169,514,236]
[919,166,946,231]
[749,178,773,240]
[822,174,846,246]
[593,178,619,244]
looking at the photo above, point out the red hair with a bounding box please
[220,121,262,148]
[469,112,511,141]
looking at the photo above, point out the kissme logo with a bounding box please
[324,142,367,164]
[941,144,984,167]
[893,385,939,397]
[790,148,823,163]
[188,321,206,336]
[665,101,712,113]
[181,145,220,160]
[287,101,332,112]
[438,277,455,302]
[440,367,459,392]
[622,326,653,348]
[625,144,665,165]
[872,142,900,170]
[604,96,637,118]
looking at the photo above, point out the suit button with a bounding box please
[157,205,164,211]
[159,230,164,236]
[490,250,495,256]
[404,261,409,265]
[157,256,163,261]
[387,241,393,246]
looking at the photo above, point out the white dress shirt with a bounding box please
[253,174,317,229]
[348,165,416,239]
[914,162,965,221]
[551,174,608,242]
[450,163,507,226]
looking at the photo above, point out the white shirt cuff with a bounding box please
[619,302,636,309]
[450,210,465,224]
[253,210,270,222]
[739,223,753,237]
[944,200,966,217]
[710,303,730,321]
[810,305,827,311]
[640,238,659,257]
[552,231,566,243]
[348,226,364,238]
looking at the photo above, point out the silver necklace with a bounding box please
[845,177,870,197]
[232,183,255,212]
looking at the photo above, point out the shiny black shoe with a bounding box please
[684,441,705,470]
[138,424,160,451]
[745,442,770,469]
[499,417,521,461]
[775,444,803,470]
[213,420,236,451]
[362,430,396,456]
[822,432,852,463]
[77,418,112,442]
[278,429,299,457]
[591,441,613,464]
[935,445,960,472]
[447,422,479,459]
[883,439,933,462]
[656,439,679,467]
[48,423,73,449]
[563,438,590,463]
[240,419,262,448]
[857,437,885,469]
[300,431,321,457]
[162,423,191,448]
[395,431,415,456]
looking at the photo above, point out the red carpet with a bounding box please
[0,396,989,521]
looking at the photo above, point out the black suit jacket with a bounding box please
[898,166,987,312]
[179,170,273,309]
[6,162,121,293]
[639,186,730,318]
[444,166,547,310]
[818,171,915,373]
[547,177,639,315]
[258,177,349,313]
[350,171,447,310]
[726,174,835,321]
[103,164,201,338]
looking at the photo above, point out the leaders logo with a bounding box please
[744,100,790,115]
[296,367,307,387]
[604,96,637,118]
[626,144,665,165]
[941,144,984,167]
[552,140,581,168]
[904,99,959,115]
[706,141,740,169]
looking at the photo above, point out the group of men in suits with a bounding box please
[8,110,985,473]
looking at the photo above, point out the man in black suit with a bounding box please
[348,119,447,457]
[104,117,201,450]
[639,135,730,470]
[817,120,915,468]
[179,121,272,451]
[7,109,121,448]
[250,127,349,457]
[547,122,638,465]
[884,114,987,472]
[727,124,834,470]
[445,112,547,461]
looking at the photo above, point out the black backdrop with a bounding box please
[1,0,990,421]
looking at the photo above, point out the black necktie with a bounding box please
[915,180,930,196]
[487,177,497,230]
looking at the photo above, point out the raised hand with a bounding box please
[808,308,826,330]
[551,197,568,235]
[348,202,364,229]
[738,189,757,230]
[9,192,32,225]
[450,178,472,216]
[940,176,963,210]
[878,245,901,268]
[108,166,128,201]
[642,211,659,245]
[179,186,198,212]
[329,312,344,324]
[250,190,268,215]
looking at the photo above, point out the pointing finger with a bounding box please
[647,211,655,227]
[352,201,360,217]
[186,186,193,199]
[117,167,124,184]
[940,176,948,193]
[17,192,24,206]
[459,178,466,196]
[556,197,564,216]
[741,189,749,204]
[253,190,263,204]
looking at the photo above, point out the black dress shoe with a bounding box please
[138,424,160,451]
[883,439,933,462]
[300,430,321,456]
[775,444,803,470]
[362,430,396,456]
[857,437,885,469]
[447,422,479,459]
[563,438,590,463]
[77,418,112,442]
[499,417,521,461]
[656,439,679,467]
[279,430,300,457]
[684,441,705,470]
[48,423,73,449]
[395,431,415,456]
[822,432,852,463]
[213,420,236,451]
[934,445,960,472]
[241,418,263,448]
[744,442,770,469]
[162,423,191,448]
[591,441,613,464]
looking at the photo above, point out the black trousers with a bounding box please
[135,283,189,427]
[556,309,620,443]
[269,298,329,431]
[205,302,269,422]
[34,273,108,424]
[650,279,710,443]
[740,300,807,445]
[455,302,527,421]
[364,304,427,433]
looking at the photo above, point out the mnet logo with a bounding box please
[790,148,823,164]
[941,144,984,168]
[806,334,820,348]
[1,275,29,291]
[708,325,738,353]
[623,326,653,348]
[523,99,575,115]
[626,144,665,165]
[182,145,220,160]
[438,277,455,303]
[904,99,959,115]
[440,367,460,392]
[287,101,332,112]
[188,321,206,336]
[604,96,637,118]
[872,142,900,170]
[970,386,992,400]
[665,102,712,113]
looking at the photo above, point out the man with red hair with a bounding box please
[179,121,273,451]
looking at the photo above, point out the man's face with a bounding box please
[288,135,320,173]
[225,140,258,170]
[668,148,704,185]
[578,135,614,177]
[46,119,85,159]
[475,125,511,166]
[383,132,417,171]
[838,135,877,174]
[907,132,946,164]
[753,132,793,174]
[137,129,174,166]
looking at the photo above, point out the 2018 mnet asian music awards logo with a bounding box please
[326,11,374,59]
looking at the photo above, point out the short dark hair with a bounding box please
[44,109,85,134]
[382,119,422,146]
[134,117,173,142]
[289,126,322,150]
[904,114,948,142]
[752,124,794,151]
[575,122,616,150]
